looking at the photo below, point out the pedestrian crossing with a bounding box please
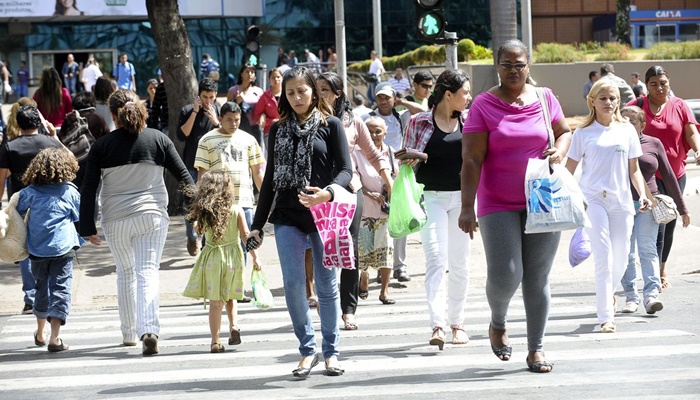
[0,285,699,399]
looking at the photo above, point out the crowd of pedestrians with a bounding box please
[2,39,699,380]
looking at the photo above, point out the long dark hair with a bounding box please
[54,0,80,15]
[317,71,352,120]
[108,90,147,135]
[644,65,668,84]
[94,76,116,103]
[277,66,333,124]
[35,67,63,117]
[236,63,257,86]
[428,69,470,112]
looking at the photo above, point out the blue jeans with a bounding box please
[20,258,35,306]
[622,203,661,303]
[274,224,340,359]
[31,251,74,324]
[65,76,77,94]
[17,84,28,98]
[185,168,198,241]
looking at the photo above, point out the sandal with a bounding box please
[379,295,395,305]
[450,325,469,345]
[661,276,671,290]
[600,322,616,333]
[307,297,318,308]
[228,326,242,345]
[429,326,446,350]
[210,342,225,353]
[342,314,358,331]
[526,355,553,373]
[47,338,69,352]
[489,324,512,361]
[359,271,369,300]
[34,330,46,347]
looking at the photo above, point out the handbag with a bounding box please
[0,193,29,263]
[60,110,95,163]
[651,194,678,224]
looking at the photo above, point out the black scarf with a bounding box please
[273,110,321,190]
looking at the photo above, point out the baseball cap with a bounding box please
[375,82,395,98]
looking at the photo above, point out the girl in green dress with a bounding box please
[183,170,262,352]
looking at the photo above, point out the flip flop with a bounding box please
[228,326,242,345]
[526,357,554,373]
[210,342,225,353]
[307,297,318,308]
[342,315,358,331]
[34,331,46,347]
[47,338,69,352]
[379,296,395,305]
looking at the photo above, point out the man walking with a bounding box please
[200,54,220,82]
[62,54,79,95]
[366,50,385,106]
[113,53,136,91]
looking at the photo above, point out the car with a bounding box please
[685,99,700,122]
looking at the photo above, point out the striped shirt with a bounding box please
[194,129,265,208]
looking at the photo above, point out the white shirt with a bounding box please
[369,58,384,77]
[352,105,373,117]
[567,120,642,213]
[362,111,402,150]
[82,64,103,92]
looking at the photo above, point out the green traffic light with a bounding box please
[248,54,258,66]
[419,11,445,38]
[422,14,439,35]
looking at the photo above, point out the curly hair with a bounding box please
[22,148,78,186]
[185,170,236,242]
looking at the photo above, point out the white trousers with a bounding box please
[584,196,633,324]
[103,213,169,342]
[419,191,471,329]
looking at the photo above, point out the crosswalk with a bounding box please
[1,283,699,399]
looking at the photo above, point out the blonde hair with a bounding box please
[580,79,626,129]
[185,170,236,242]
[6,97,37,140]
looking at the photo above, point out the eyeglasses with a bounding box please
[499,63,528,71]
[419,83,434,90]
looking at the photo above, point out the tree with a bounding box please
[488,0,517,86]
[146,0,198,214]
[616,0,631,45]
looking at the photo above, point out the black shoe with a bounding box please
[22,304,33,314]
[238,296,252,303]
[292,353,319,378]
[394,269,411,282]
[376,271,382,284]
[142,333,159,355]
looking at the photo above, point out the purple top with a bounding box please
[635,134,688,214]
[462,88,564,217]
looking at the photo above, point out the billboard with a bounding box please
[0,0,263,18]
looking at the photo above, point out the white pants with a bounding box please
[419,191,471,329]
[584,196,633,324]
[103,213,169,342]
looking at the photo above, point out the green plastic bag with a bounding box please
[388,164,427,238]
[251,269,274,309]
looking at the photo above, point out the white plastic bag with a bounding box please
[525,158,589,234]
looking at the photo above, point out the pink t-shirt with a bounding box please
[625,96,698,179]
[462,88,564,217]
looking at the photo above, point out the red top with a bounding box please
[34,87,73,127]
[252,89,280,134]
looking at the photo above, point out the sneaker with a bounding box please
[22,304,33,314]
[645,299,664,314]
[393,269,411,282]
[142,333,159,355]
[187,238,199,257]
[621,301,639,313]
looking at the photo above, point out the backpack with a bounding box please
[60,110,95,163]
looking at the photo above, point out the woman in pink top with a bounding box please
[33,67,73,127]
[316,71,393,331]
[252,68,283,155]
[625,65,700,289]
[227,63,264,150]
[459,40,571,373]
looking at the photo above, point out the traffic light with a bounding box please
[415,0,446,41]
[244,25,261,66]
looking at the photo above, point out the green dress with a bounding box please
[183,207,245,301]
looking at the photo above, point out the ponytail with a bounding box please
[108,89,147,135]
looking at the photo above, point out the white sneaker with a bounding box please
[645,299,664,314]
[621,301,639,313]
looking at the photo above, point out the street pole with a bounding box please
[372,0,382,57]
[334,0,347,94]
[444,31,458,71]
[521,0,533,52]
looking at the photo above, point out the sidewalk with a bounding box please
[3,209,700,315]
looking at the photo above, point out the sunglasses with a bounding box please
[499,63,528,71]
[419,83,434,90]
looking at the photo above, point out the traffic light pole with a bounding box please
[444,31,458,71]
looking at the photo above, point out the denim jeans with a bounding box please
[420,191,471,329]
[274,224,340,359]
[185,168,198,241]
[622,202,660,303]
[31,251,74,324]
[20,258,35,306]
[65,76,77,94]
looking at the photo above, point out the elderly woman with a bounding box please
[459,39,572,373]
[80,90,193,355]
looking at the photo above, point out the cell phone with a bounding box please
[245,231,264,252]
[37,110,51,135]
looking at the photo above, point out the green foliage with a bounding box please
[594,42,631,61]
[645,40,700,60]
[457,38,475,61]
[533,43,582,63]
[576,41,601,53]
[471,44,493,60]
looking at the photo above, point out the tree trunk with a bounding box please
[146,0,198,215]
[616,0,631,45]
[489,0,518,85]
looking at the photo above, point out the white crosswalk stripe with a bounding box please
[0,288,698,398]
